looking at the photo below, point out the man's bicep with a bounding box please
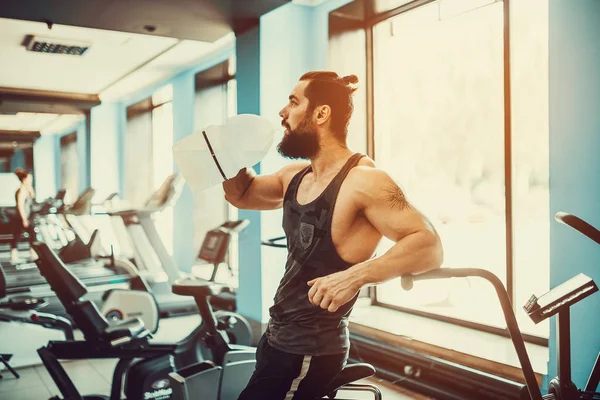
[362,172,432,241]
[364,197,426,242]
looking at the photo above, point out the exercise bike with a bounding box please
[33,239,253,400]
[167,276,382,400]
[400,212,600,400]
[98,219,254,361]
[33,240,211,400]
[33,241,382,400]
[53,195,253,352]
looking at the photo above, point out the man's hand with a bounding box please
[307,269,363,312]
[23,220,29,228]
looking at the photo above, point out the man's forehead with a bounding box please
[290,80,309,100]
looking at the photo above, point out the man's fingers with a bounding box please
[328,301,339,313]
[307,282,319,303]
[311,289,324,306]
[319,296,332,310]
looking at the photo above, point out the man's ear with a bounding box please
[315,105,331,126]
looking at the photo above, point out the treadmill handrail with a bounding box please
[401,268,543,400]
[555,212,600,245]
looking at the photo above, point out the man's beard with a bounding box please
[277,115,320,160]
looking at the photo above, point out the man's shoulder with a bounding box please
[272,161,311,194]
[276,161,310,183]
[347,161,397,206]
[277,161,310,175]
[348,157,390,187]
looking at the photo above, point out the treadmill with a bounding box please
[106,174,199,317]
[1,254,131,321]
[0,188,133,320]
[0,189,67,251]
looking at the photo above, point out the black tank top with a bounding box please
[266,153,365,356]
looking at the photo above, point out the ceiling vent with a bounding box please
[24,35,90,56]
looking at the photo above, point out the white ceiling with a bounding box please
[0,112,85,135]
[0,17,233,135]
[0,17,180,94]
[99,33,234,101]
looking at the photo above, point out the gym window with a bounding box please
[191,58,240,288]
[124,84,175,254]
[333,0,550,343]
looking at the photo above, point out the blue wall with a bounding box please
[170,71,196,271]
[235,25,265,323]
[548,0,600,388]
[75,120,89,193]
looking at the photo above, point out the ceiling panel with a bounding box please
[0,17,182,94]
[100,34,234,101]
[0,112,84,135]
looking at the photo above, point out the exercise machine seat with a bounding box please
[103,317,147,341]
[172,278,218,298]
[323,363,376,394]
[210,290,236,311]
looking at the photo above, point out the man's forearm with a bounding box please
[349,230,443,287]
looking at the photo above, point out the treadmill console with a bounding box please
[198,230,230,265]
[524,273,598,324]
[197,220,250,265]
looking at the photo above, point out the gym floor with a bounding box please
[0,314,430,400]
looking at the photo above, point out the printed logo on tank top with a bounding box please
[299,222,315,249]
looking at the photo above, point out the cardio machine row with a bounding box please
[6,211,598,400]
[29,241,383,400]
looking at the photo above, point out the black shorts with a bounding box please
[237,333,348,400]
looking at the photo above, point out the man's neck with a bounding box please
[310,138,353,181]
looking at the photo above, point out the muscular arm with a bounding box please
[349,169,443,285]
[308,168,443,312]
[222,162,309,210]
